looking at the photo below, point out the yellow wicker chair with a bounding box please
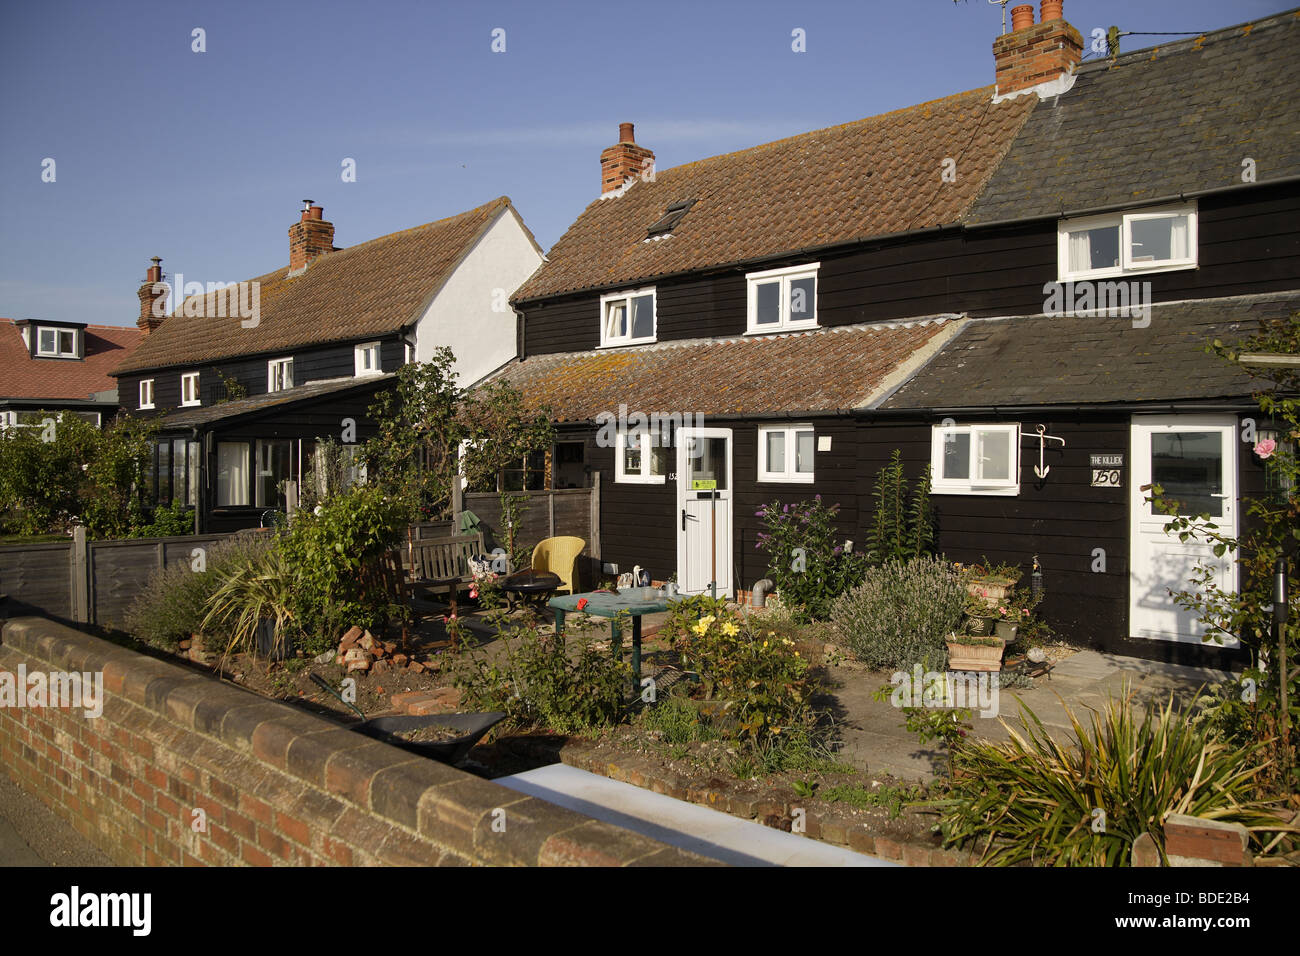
[531,536,586,595]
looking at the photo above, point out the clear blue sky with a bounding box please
[0,0,1285,327]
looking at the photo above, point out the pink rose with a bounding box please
[1255,438,1277,459]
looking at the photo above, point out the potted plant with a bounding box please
[993,603,1030,643]
[963,592,999,636]
[957,558,1022,604]
[946,634,1004,672]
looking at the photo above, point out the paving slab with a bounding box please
[495,763,895,867]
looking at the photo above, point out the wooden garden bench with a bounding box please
[407,531,486,616]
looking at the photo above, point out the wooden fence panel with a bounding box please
[0,541,74,620]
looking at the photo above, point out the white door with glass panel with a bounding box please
[676,428,732,596]
[1130,416,1238,645]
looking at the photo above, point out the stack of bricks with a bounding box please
[288,204,335,273]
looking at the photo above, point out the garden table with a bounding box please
[549,587,686,685]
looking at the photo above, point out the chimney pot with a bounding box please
[994,2,1082,99]
[289,204,335,272]
[1010,4,1035,30]
[600,123,655,196]
[1040,0,1063,22]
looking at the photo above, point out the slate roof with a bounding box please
[967,9,1300,224]
[116,197,525,375]
[513,88,1036,303]
[880,293,1300,410]
[1,320,141,401]
[488,318,961,421]
[156,374,396,430]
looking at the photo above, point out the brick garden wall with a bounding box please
[0,616,709,867]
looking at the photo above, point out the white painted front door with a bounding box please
[676,428,733,596]
[1130,415,1239,645]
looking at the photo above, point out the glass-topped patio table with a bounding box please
[549,586,687,685]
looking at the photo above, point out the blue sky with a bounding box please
[0,0,1284,327]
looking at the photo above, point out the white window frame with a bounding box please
[36,326,79,358]
[1057,202,1197,281]
[931,422,1020,496]
[354,341,381,377]
[599,288,657,348]
[614,427,667,484]
[180,372,201,407]
[139,379,155,410]
[267,357,294,392]
[745,262,819,334]
[757,424,816,483]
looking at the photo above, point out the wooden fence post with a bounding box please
[70,526,90,624]
[589,472,601,560]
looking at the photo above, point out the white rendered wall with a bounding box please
[413,209,542,386]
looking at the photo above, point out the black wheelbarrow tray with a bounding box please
[352,712,506,765]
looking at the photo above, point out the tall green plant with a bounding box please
[866,450,933,563]
[754,496,866,623]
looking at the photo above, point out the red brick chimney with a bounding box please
[288,201,335,273]
[137,256,166,334]
[600,123,655,196]
[993,1,1083,101]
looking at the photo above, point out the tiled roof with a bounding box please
[116,197,521,375]
[880,293,1300,410]
[967,10,1300,224]
[0,320,141,401]
[488,318,962,421]
[513,88,1036,302]
[156,374,396,430]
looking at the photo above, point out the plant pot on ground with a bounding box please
[946,635,1004,672]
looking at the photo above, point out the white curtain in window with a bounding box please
[1068,230,1092,273]
[1168,215,1189,260]
[217,443,248,506]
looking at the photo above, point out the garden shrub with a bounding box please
[662,595,815,743]
[449,617,628,734]
[277,483,410,654]
[828,555,965,671]
[866,449,934,564]
[754,496,867,623]
[123,534,272,649]
[940,691,1290,866]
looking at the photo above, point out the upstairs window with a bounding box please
[600,289,656,347]
[746,263,818,333]
[355,341,381,376]
[139,379,155,410]
[36,326,79,358]
[931,423,1020,496]
[758,425,815,482]
[181,372,201,407]
[615,427,668,484]
[268,357,294,392]
[1058,203,1196,280]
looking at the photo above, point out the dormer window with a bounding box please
[746,263,818,333]
[354,341,381,376]
[1058,203,1197,280]
[646,199,697,239]
[268,357,294,392]
[36,326,80,358]
[599,288,656,347]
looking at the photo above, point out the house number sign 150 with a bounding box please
[1090,453,1123,487]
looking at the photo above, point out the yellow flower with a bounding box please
[721,622,739,637]
[691,620,709,636]
[699,614,716,627]
[762,640,768,648]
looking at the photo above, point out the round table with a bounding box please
[501,569,563,611]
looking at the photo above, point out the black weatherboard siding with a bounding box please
[521,182,1300,358]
